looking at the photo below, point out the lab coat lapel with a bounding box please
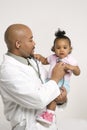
[28,58,44,84]
[28,58,38,72]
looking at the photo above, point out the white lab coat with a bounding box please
[0,55,60,130]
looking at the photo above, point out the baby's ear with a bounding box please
[69,46,73,54]
[51,45,55,52]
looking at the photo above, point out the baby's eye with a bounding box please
[57,47,60,49]
[30,40,32,42]
[64,47,67,49]
[29,39,33,42]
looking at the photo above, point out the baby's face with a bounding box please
[54,39,71,59]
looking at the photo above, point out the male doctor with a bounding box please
[0,24,67,130]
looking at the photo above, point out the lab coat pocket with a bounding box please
[12,119,26,130]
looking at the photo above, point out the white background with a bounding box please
[0,0,87,129]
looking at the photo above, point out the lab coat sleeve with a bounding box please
[0,65,60,110]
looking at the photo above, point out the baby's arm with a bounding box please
[34,54,49,65]
[64,64,80,76]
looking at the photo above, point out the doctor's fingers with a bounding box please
[56,62,66,69]
[54,63,65,75]
[55,92,67,104]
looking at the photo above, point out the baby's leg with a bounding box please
[36,101,56,125]
[47,100,56,110]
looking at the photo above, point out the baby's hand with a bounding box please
[34,54,48,65]
[64,63,73,72]
[64,64,80,75]
[34,54,42,61]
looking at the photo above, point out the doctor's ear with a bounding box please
[15,41,21,49]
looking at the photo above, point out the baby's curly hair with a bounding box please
[51,28,72,53]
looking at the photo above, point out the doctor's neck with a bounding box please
[7,50,33,59]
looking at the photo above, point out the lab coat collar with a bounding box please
[6,52,28,65]
[6,52,39,74]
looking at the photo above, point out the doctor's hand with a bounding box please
[55,87,67,104]
[51,62,65,83]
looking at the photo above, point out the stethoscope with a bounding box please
[27,56,43,84]
[56,58,65,87]
[7,52,43,84]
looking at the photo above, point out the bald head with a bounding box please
[4,24,31,51]
[4,24,35,58]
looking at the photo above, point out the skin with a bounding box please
[5,24,35,58]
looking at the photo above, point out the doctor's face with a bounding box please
[18,28,36,58]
